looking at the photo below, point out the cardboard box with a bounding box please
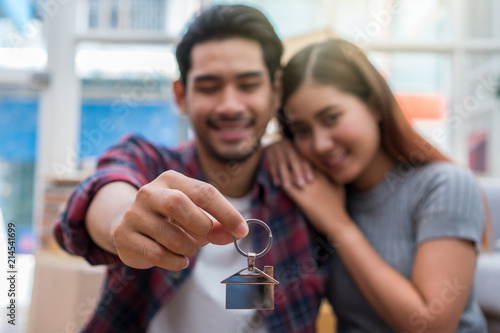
[27,251,105,333]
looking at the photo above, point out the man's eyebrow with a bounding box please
[235,71,264,79]
[192,71,263,83]
[193,74,221,83]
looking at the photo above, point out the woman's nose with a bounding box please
[313,129,334,155]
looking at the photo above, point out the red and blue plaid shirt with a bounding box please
[54,134,331,333]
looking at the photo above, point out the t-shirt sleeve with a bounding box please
[53,134,166,265]
[413,163,484,251]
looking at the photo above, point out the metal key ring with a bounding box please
[233,219,273,258]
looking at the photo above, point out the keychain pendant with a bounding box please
[221,219,279,310]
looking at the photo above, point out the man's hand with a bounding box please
[87,170,249,271]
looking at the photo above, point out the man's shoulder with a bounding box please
[97,134,199,179]
[115,133,195,159]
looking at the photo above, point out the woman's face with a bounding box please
[284,83,391,189]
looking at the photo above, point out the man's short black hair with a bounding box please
[175,4,283,86]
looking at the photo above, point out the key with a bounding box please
[221,219,279,310]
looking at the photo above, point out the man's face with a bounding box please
[174,38,280,164]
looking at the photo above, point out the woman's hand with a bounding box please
[285,172,349,236]
[266,138,314,189]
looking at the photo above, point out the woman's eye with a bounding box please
[324,113,340,125]
[291,127,310,138]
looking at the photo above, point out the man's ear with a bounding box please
[271,70,283,115]
[173,80,187,114]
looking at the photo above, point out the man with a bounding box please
[54,5,330,333]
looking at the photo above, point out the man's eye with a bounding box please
[240,82,260,90]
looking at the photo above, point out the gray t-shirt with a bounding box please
[326,162,487,333]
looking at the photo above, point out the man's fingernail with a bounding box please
[235,222,249,238]
[307,172,314,181]
[283,180,291,189]
[183,257,190,269]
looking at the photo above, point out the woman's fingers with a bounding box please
[285,143,313,188]
[277,147,293,189]
[267,145,281,186]
[266,139,315,189]
[301,158,315,183]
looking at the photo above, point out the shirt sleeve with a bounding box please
[413,163,484,251]
[53,134,166,265]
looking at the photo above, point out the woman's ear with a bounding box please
[367,95,382,122]
[173,80,187,114]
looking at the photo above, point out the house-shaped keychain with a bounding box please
[221,265,278,309]
[221,219,279,310]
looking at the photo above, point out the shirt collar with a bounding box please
[253,146,277,207]
[176,139,206,181]
[176,140,276,207]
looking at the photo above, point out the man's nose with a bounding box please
[215,86,245,114]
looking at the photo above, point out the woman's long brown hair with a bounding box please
[278,38,491,251]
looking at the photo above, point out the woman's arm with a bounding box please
[331,220,474,333]
[285,176,476,333]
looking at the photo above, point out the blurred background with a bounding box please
[0,0,499,332]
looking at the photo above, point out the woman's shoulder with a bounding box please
[385,161,477,195]
[409,162,485,250]
[414,161,478,190]
[410,161,482,216]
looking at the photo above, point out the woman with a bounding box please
[267,39,488,332]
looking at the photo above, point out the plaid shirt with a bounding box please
[54,134,331,333]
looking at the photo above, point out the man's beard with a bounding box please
[204,115,264,164]
[203,138,261,164]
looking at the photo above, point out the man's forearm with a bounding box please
[85,181,137,254]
